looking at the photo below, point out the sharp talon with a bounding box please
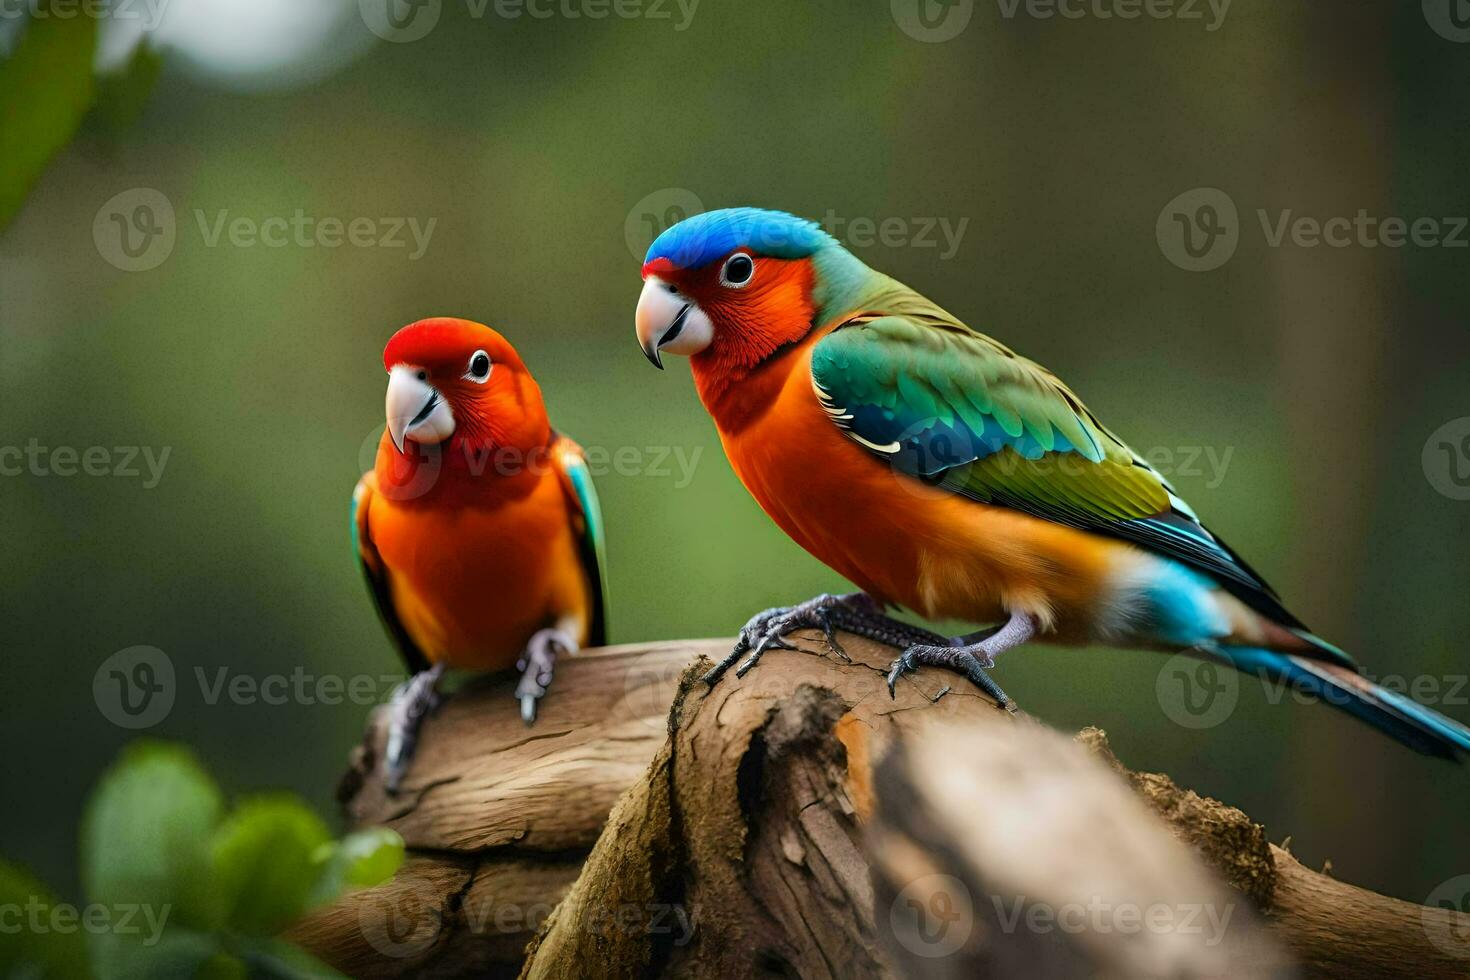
[521,694,537,725]
[702,647,743,686]
[734,651,763,678]
[380,664,445,793]
[931,685,952,703]
[885,660,906,697]
[820,621,849,661]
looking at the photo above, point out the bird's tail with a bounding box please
[1210,641,1470,760]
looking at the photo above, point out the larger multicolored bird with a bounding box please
[633,206,1470,759]
[354,317,606,787]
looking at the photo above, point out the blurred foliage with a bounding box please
[0,741,402,979]
[0,6,96,228]
[0,3,164,229]
[1,0,1467,915]
[0,863,92,980]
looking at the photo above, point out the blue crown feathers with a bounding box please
[644,207,835,269]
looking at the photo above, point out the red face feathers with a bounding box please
[634,208,842,414]
[377,318,551,494]
[643,252,816,385]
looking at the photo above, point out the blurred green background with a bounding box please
[3,0,1468,910]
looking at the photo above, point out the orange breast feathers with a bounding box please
[357,444,595,671]
[697,332,1127,639]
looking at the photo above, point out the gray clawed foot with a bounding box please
[884,611,1036,708]
[384,662,446,793]
[702,593,866,686]
[517,627,576,724]
[885,644,1010,706]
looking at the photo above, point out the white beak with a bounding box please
[385,365,455,453]
[635,277,714,369]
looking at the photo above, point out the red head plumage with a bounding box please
[377,317,551,499]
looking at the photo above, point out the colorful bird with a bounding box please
[633,206,1470,759]
[353,317,607,787]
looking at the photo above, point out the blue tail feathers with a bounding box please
[1210,644,1470,760]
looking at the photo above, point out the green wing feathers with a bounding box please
[810,306,1300,627]
[554,437,609,647]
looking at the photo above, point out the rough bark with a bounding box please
[290,640,715,978]
[290,636,1470,979]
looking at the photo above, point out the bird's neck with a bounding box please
[374,430,549,507]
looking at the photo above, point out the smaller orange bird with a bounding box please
[352,317,606,788]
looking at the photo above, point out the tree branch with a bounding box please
[290,636,1470,978]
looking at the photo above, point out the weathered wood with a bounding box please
[519,637,1285,978]
[290,640,717,977]
[1079,729,1470,979]
[291,636,1470,979]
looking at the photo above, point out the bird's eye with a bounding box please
[465,350,492,383]
[720,252,755,288]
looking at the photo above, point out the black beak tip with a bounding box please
[643,346,664,370]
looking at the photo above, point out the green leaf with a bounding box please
[0,859,92,980]
[0,4,97,229]
[209,796,331,936]
[306,828,404,909]
[81,741,224,935]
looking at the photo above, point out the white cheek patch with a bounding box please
[661,304,714,356]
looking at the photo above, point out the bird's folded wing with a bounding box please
[809,311,1301,628]
[352,472,430,674]
[551,435,609,647]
